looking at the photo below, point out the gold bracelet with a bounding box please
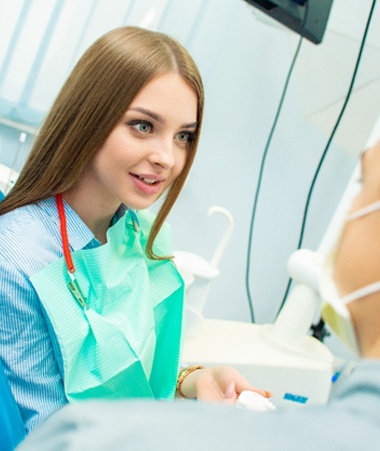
[176,365,205,398]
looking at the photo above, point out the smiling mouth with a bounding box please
[131,174,161,185]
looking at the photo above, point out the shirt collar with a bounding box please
[38,197,97,251]
[38,197,130,252]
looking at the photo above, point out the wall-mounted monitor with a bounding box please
[243,0,334,44]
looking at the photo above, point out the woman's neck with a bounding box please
[62,189,119,245]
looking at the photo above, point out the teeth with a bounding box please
[138,176,156,185]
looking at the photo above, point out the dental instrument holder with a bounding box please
[174,251,219,337]
[174,207,234,338]
[178,209,335,406]
[182,162,364,408]
[182,249,334,408]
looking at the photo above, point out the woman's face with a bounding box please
[86,72,198,212]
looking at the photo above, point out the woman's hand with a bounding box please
[178,365,271,404]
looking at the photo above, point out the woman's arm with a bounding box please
[177,365,271,402]
[0,257,67,431]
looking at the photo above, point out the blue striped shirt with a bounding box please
[0,197,105,431]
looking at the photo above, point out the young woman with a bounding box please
[0,26,268,432]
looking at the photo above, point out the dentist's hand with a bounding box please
[178,365,271,404]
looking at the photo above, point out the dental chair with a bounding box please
[0,358,26,450]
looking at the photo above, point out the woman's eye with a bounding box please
[136,122,151,133]
[128,120,152,134]
[177,131,194,144]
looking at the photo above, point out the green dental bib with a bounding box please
[30,210,184,402]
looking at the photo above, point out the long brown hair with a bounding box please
[0,26,204,259]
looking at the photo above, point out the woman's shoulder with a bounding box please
[0,200,61,275]
[0,201,55,237]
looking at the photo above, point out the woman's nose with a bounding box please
[149,137,176,168]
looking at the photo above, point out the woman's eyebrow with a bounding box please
[128,106,197,129]
[129,107,163,123]
[183,121,198,129]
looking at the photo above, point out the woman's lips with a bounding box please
[130,173,164,194]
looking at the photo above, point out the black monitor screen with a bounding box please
[244,0,334,44]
